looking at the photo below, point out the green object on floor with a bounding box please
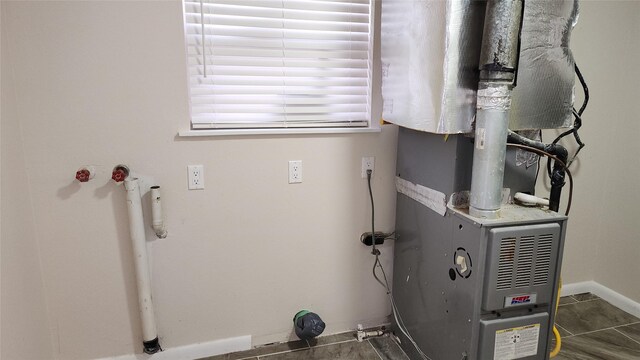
[293,310,311,323]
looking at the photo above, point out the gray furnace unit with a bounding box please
[393,129,567,360]
[382,0,580,359]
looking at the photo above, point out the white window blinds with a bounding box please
[183,0,372,130]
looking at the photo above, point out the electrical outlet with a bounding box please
[188,165,205,190]
[289,160,302,184]
[362,157,375,178]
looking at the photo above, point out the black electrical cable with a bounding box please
[575,64,589,116]
[552,109,584,147]
[565,110,585,168]
[547,110,585,174]
[533,129,543,186]
[512,0,526,88]
[507,143,574,216]
[547,63,589,176]
[366,170,377,256]
[366,170,431,360]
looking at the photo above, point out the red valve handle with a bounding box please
[112,169,127,182]
[75,169,91,182]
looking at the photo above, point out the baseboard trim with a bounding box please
[560,281,596,297]
[98,335,251,360]
[562,281,640,319]
[98,317,390,360]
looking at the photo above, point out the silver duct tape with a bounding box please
[381,0,578,134]
[515,130,541,168]
[477,85,512,111]
[516,149,539,168]
[396,177,447,216]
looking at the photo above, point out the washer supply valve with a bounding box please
[75,166,95,182]
[111,164,130,182]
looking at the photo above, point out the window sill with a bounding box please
[177,127,381,137]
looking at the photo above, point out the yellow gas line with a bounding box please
[550,278,563,357]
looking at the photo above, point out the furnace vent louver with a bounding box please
[496,234,551,290]
[496,238,516,290]
[516,236,536,288]
[484,224,562,311]
[533,234,554,286]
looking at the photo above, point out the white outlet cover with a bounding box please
[361,157,375,178]
[188,165,205,190]
[288,160,302,184]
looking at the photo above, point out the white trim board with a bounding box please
[178,127,380,137]
[562,281,640,319]
[97,335,251,360]
[95,317,390,360]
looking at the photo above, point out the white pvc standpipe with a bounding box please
[124,179,159,346]
[150,186,168,239]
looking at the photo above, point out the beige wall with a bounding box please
[579,0,640,301]
[1,3,54,358]
[538,1,640,300]
[2,1,397,359]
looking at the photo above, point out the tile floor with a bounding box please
[201,293,640,360]
[554,293,640,360]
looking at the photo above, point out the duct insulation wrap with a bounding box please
[381,0,484,134]
[380,0,579,134]
[510,0,579,130]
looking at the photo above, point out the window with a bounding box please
[183,0,373,131]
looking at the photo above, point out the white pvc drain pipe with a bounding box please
[124,178,161,354]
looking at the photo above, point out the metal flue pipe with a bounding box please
[469,0,523,219]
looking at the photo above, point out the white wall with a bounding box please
[1,1,397,359]
[1,3,54,358]
[538,1,640,300]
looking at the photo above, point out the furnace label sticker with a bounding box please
[504,294,538,308]
[395,177,447,216]
[493,324,540,360]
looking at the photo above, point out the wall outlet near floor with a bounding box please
[288,160,302,184]
[361,157,375,178]
[188,165,205,190]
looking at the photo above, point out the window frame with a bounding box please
[179,0,380,137]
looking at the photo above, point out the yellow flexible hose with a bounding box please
[550,327,562,357]
[550,278,563,358]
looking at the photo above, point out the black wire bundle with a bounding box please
[547,64,589,175]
